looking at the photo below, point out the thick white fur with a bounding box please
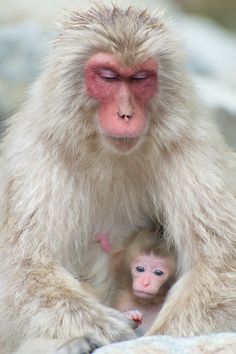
[0,4,235,354]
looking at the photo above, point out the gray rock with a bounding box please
[94,333,236,354]
[13,333,236,354]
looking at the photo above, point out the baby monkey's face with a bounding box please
[131,253,172,302]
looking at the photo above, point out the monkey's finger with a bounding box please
[133,310,143,320]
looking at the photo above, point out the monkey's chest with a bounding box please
[89,183,156,244]
[136,304,162,335]
[77,173,158,297]
[90,211,153,250]
[77,154,160,248]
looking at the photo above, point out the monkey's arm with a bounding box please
[113,289,136,312]
[0,251,135,353]
[113,290,143,327]
[0,157,135,354]
[148,140,236,335]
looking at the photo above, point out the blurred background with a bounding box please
[0,0,235,148]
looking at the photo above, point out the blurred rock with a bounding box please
[94,333,236,354]
[181,16,236,88]
[0,0,79,26]
[193,75,236,149]
[0,0,164,26]
[0,23,51,121]
[178,0,236,33]
[179,16,236,149]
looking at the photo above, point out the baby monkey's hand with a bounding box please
[125,310,143,328]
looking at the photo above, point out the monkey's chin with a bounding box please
[104,136,140,153]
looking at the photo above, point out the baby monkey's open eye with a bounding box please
[136,266,145,272]
[154,269,164,276]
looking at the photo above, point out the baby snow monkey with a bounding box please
[111,227,177,334]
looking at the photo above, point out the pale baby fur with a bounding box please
[0,3,235,354]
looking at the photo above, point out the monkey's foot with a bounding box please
[54,335,103,354]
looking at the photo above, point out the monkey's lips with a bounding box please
[134,290,156,300]
[105,135,140,152]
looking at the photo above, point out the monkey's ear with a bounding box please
[112,249,123,272]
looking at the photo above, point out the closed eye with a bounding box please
[99,69,119,80]
[131,71,149,81]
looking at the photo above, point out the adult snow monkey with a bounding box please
[0,3,235,354]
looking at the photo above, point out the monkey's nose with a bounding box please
[141,278,151,287]
[118,112,133,122]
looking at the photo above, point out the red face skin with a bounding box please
[84,53,158,152]
[131,254,171,302]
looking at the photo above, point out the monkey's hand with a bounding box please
[125,310,143,328]
[52,301,136,354]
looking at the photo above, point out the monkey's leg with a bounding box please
[146,266,236,336]
[13,339,65,354]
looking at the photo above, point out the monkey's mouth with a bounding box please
[105,135,140,152]
[134,290,156,300]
